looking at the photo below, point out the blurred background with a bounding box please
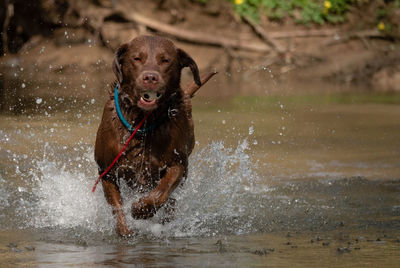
[1,0,400,110]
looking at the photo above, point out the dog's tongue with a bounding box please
[139,97,156,107]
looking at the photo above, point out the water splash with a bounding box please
[165,139,261,237]
[29,160,114,234]
[1,136,266,239]
[2,134,398,241]
[0,175,10,208]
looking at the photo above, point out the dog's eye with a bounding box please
[161,58,169,64]
[134,57,141,62]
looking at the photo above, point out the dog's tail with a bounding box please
[183,71,217,98]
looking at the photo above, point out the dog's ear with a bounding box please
[112,43,128,84]
[177,48,201,86]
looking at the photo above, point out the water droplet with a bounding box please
[248,126,254,135]
[21,83,25,88]
[18,186,26,192]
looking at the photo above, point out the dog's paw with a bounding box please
[131,199,156,219]
[116,224,133,238]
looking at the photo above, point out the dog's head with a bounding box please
[113,35,201,111]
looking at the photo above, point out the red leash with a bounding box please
[92,112,151,193]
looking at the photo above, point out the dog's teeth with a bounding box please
[140,92,162,101]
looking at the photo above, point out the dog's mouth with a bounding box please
[138,91,163,110]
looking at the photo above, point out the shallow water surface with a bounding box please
[1,94,400,267]
[1,229,400,267]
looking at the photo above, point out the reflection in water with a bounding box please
[1,229,399,267]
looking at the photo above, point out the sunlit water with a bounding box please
[1,89,400,266]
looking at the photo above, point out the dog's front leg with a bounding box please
[131,165,184,219]
[102,180,132,237]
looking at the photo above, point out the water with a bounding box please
[1,87,400,266]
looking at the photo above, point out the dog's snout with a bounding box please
[142,72,159,84]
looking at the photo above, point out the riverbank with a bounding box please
[1,0,400,112]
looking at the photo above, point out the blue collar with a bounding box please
[114,84,160,134]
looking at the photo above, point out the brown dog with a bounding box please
[94,35,215,236]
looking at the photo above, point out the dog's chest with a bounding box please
[115,132,171,190]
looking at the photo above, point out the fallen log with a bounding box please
[115,9,271,53]
[324,29,385,46]
[107,9,385,54]
[270,29,340,39]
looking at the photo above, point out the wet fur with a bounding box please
[94,36,200,236]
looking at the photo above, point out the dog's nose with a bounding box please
[142,72,159,84]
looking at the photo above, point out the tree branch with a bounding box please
[115,10,271,53]
[242,15,285,54]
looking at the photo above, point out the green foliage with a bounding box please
[231,0,353,25]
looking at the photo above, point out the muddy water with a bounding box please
[1,91,400,267]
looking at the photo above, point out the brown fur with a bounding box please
[94,36,202,236]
